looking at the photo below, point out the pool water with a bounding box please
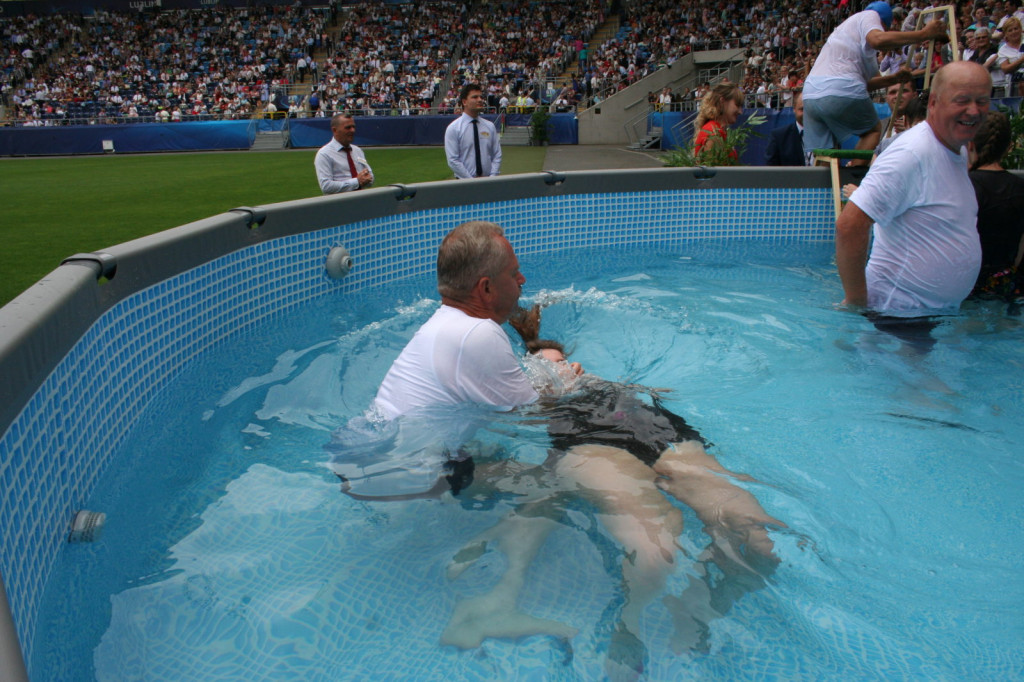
[32,241,1024,680]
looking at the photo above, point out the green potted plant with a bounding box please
[529,106,552,146]
[1000,105,1024,170]
[662,113,766,166]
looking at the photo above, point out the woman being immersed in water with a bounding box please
[441,304,786,679]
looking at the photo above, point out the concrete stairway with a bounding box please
[501,125,532,146]
[553,14,622,85]
[627,126,662,150]
[251,130,285,151]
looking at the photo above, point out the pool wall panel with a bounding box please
[0,168,837,676]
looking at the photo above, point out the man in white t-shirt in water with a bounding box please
[373,221,538,419]
[836,61,991,318]
[802,1,948,163]
[331,221,540,498]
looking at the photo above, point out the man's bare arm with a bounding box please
[835,200,875,307]
[865,19,948,51]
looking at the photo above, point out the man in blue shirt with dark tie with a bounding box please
[445,83,502,179]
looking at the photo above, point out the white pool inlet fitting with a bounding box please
[68,511,106,543]
[325,245,353,279]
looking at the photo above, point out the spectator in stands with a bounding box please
[878,80,917,143]
[875,94,926,158]
[835,61,991,316]
[879,48,908,75]
[657,86,672,110]
[314,112,374,194]
[997,17,1024,96]
[445,82,501,179]
[970,28,1009,96]
[802,2,947,164]
[969,5,998,33]
[968,111,1024,300]
[553,90,571,112]
[962,29,978,61]
[765,91,809,166]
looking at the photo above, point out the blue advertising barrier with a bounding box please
[288,115,453,148]
[290,112,578,148]
[254,118,288,133]
[0,121,252,156]
[0,113,579,156]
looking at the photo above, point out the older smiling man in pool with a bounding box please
[836,61,991,315]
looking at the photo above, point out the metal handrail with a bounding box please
[585,51,745,114]
[620,55,745,148]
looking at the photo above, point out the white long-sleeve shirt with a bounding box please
[314,140,373,194]
[444,113,501,179]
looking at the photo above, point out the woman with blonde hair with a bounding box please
[997,17,1024,97]
[693,82,744,160]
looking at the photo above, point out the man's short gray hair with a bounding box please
[330,112,354,128]
[437,221,509,298]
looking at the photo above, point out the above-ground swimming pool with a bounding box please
[2,169,1022,681]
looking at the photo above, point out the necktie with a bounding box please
[342,145,357,179]
[471,119,483,177]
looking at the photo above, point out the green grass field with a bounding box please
[0,146,546,307]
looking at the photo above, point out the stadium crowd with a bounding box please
[314,0,461,115]
[3,0,1024,126]
[2,3,330,124]
[440,0,605,111]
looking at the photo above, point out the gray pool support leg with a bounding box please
[0,572,29,682]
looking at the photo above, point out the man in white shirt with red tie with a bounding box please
[314,113,374,194]
[445,83,502,179]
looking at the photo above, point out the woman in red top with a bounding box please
[693,82,744,162]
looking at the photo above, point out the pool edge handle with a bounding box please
[60,252,117,281]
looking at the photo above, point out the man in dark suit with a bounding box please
[765,91,810,166]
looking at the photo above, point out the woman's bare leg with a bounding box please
[652,440,784,652]
[652,440,784,567]
[556,445,683,629]
[441,512,578,649]
[556,445,684,679]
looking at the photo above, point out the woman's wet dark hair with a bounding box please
[971,111,1012,170]
[508,305,567,356]
[524,338,567,355]
[901,95,926,126]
